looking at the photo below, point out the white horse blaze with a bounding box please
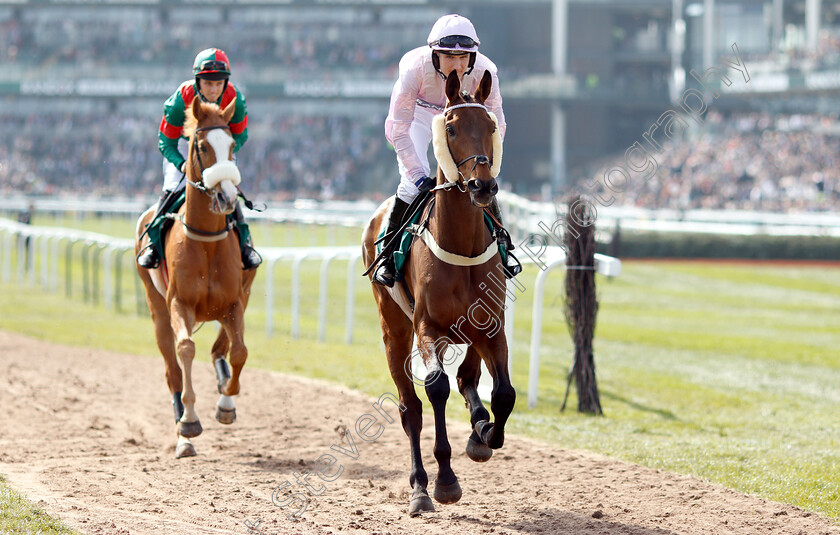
[201,129,241,198]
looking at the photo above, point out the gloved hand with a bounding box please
[415,176,435,193]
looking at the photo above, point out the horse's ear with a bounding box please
[191,95,205,122]
[474,70,493,105]
[222,97,237,124]
[444,70,461,105]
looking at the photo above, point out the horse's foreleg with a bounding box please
[170,298,202,457]
[141,275,184,423]
[417,334,461,505]
[389,352,430,516]
[216,303,247,424]
[375,290,432,517]
[457,347,493,462]
[475,341,516,450]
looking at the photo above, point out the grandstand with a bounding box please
[2,0,840,212]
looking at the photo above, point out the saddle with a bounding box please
[143,191,240,264]
[376,195,513,285]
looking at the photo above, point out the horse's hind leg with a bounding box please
[457,346,493,462]
[169,298,203,457]
[210,327,236,424]
[416,331,461,505]
[217,301,247,424]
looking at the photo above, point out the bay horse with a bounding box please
[135,96,257,458]
[362,70,516,515]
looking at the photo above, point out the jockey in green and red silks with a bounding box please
[137,47,260,271]
[158,48,248,182]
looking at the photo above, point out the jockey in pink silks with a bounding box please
[373,14,520,287]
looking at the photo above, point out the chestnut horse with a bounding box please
[135,97,257,458]
[362,70,516,515]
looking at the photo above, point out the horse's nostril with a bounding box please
[490,183,499,195]
[467,179,481,192]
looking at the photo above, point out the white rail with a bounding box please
[0,218,620,407]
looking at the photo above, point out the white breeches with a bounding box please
[396,106,436,204]
[162,138,189,192]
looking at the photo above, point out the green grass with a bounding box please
[0,475,80,535]
[2,215,839,525]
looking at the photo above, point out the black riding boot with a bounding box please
[137,189,174,269]
[488,198,522,279]
[232,204,262,271]
[372,197,410,287]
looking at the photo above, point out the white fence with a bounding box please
[0,218,620,407]
[4,193,840,242]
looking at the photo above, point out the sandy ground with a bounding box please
[0,330,837,535]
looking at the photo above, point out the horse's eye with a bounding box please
[446,125,455,136]
[200,144,208,153]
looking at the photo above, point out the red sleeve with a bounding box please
[159,116,182,139]
[230,115,247,135]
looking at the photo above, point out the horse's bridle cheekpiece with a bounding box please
[431,103,503,186]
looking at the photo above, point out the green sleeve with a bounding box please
[231,87,248,153]
[158,88,187,169]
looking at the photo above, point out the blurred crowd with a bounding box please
[0,112,394,201]
[6,109,840,213]
[5,7,840,213]
[0,9,428,80]
[728,25,840,78]
[576,111,840,212]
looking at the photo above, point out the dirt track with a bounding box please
[1,330,837,535]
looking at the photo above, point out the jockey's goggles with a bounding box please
[430,35,478,50]
[198,60,230,73]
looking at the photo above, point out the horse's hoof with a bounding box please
[175,440,197,459]
[216,406,236,425]
[178,420,203,438]
[466,436,493,462]
[408,489,435,517]
[433,479,462,504]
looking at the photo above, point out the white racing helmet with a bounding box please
[427,14,480,54]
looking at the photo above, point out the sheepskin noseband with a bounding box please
[202,160,241,190]
[432,103,503,183]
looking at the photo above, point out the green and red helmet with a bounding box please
[192,48,231,81]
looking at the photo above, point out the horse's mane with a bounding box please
[182,100,223,139]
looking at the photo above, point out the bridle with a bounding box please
[188,124,232,196]
[434,102,495,193]
[171,124,235,241]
